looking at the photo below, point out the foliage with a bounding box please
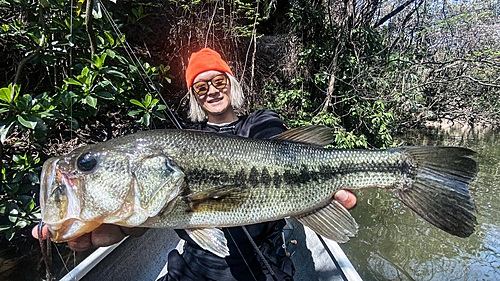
[129,93,167,126]
[0,0,168,241]
[263,0,499,148]
[377,0,500,125]
[263,0,396,149]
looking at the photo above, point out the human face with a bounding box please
[192,70,236,123]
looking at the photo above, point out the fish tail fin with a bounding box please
[393,146,478,237]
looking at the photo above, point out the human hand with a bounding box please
[31,224,148,252]
[334,190,357,210]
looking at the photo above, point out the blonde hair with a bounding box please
[188,73,245,123]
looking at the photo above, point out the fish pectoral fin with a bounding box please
[294,201,359,243]
[186,184,248,212]
[271,125,334,147]
[186,228,229,258]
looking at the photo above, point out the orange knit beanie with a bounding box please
[185,48,234,89]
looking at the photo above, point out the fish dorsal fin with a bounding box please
[272,125,334,147]
[186,228,229,257]
[185,184,248,212]
[294,201,359,243]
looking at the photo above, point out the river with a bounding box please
[340,124,500,280]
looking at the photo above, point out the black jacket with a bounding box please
[164,110,293,281]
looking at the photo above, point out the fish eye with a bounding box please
[77,153,98,172]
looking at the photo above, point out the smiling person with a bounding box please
[32,47,357,280]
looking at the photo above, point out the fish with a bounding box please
[40,126,478,257]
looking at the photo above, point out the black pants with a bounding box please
[158,243,294,281]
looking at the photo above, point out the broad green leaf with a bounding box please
[95,91,115,100]
[5,228,15,241]
[8,208,18,223]
[15,220,27,228]
[128,109,143,116]
[153,111,166,120]
[92,1,102,19]
[34,118,48,144]
[105,48,116,58]
[130,99,145,108]
[104,69,127,78]
[64,78,83,86]
[17,116,37,129]
[82,67,90,76]
[0,87,11,103]
[86,95,97,108]
[144,94,152,106]
[28,171,39,184]
[99,53,107,66]
[0,225,11,231]
[0,120,14,144]
[141,113,151,126]
[160,64,170,73]
[96,81,111,90]
[116,55,128,64]
[4,183,19,196]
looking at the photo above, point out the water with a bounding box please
[340,125,500,280]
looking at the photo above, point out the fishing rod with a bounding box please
[97,0,182,130]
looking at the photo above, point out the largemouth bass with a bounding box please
[40,126,478,257]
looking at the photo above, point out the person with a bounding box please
[32,48,357,280]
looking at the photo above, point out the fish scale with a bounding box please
[144,134,411,229]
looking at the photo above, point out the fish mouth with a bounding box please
[45,218,101,242]
[40,157,98,242]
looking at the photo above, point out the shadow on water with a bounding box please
[340,123,500,280]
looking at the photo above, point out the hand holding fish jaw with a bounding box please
[32,223,148,251]
[32,190,357,252]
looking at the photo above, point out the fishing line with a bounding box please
[53,241,71,274]
[226,228,258,281]
[96,0,182,129]
[38,221,53,281]
[241,226,279,281]
[69,0,73,139]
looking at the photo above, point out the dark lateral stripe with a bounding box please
[185,162,405,188]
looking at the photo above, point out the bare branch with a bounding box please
[373,0,418,28]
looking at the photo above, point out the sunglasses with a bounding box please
[191,74,228,96]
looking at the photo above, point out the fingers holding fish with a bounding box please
[334,190,357,210]
[66,225,148,252]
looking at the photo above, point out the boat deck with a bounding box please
[63,219,361,281]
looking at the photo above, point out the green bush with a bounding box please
[0,0,168,241]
